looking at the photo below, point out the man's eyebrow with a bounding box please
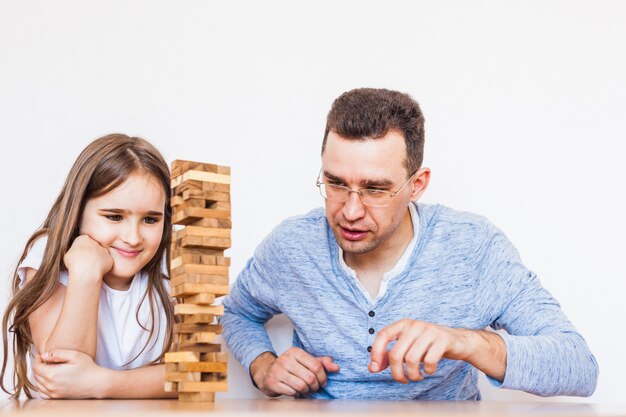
[322,171,394,188]
[361,178,394,188]
[322,171,344,182]
[99,208,163,216]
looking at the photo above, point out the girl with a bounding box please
[1,134,176,399]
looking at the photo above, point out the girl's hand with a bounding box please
[33,349,110,399]
[63,235,113,281]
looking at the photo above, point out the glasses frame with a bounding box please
[316,169,417,208]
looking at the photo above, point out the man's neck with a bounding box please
[344,208,414,278]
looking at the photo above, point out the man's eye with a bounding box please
[144,217,159,225]
[105,215,122,221]
[365,188,387,194]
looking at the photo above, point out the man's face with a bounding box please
[321,130,422,256]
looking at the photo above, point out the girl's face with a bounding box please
[79,171,166,290]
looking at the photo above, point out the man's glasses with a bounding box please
[316,171,416,208]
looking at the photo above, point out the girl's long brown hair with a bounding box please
[0,134,175,398]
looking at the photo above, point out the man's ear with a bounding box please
[410,167,431,201]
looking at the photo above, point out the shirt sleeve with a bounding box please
[475,222,598,397]
[16,235,48,289]
[220,226,284,375]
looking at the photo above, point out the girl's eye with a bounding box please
[105,215,122,221]
[144,217,159,225]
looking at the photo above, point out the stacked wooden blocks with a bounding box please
[164,160,231,402]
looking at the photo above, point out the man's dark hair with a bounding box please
[322,88,425,176]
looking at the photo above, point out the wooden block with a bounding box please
[201,181,230,193]
[190,218,232,229]
[207,201,231,211]
[172,343,221,353]
[171,171,231,188]
[171,273,228,288]
[214,256,230,266]
[182,314,216,324]
[177,335,219,346]
[171,254,230,269]
[200,237,231,249]
[172,160,220,174]
[179,332,217,345]
[171,162,182,178]
[166,363,178,372]
[165,351,200,363]
[201,352,228,363]
[171,264,229,277]
[177,381,228,393]
[172,179,203,193]
[164,381,178,392]
[173,183,230,197]
[217,166,230,175]
[173,236,231,250]
[174,323,222,334]
[171,253,201,266]
[172,207,231,225]
[178,392,215,402]
[203,371,228,381]
[180,293,216,305]
[170,245,227,254]
[201,373,219,382]
[171,160,202,178]
[182,189,230,202]
[175,235,204,247]
[173,206,231,220]
[171,196,206,208]
[171,159,186,173]
[178,361,228,373]
[195,163,219,173]
[171,283,229,297]
[171,246,227,258]
[174,226,231,239]
[171,160,220,175]
[174,304,224,316]
[165,371,201,382]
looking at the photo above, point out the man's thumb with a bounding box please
[320,356,340,373]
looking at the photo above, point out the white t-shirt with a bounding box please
[339,202,420,304]
[17,236,170,370]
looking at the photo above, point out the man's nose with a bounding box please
[342,190,366,221]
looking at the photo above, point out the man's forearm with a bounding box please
[99,364,177,399]
[457,328,507,381]
[249,351,277,389]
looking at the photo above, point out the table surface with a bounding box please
[1,399,626,417]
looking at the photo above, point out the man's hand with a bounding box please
[33,349,109,399]
[250,348,340,397]
[368,319,506,383]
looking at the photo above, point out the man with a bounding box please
[221,88,598,400]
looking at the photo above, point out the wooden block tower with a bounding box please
[164,160,231,402]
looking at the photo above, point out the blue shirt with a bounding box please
[221,203,598,399]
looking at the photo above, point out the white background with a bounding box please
[1,0,624,404]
